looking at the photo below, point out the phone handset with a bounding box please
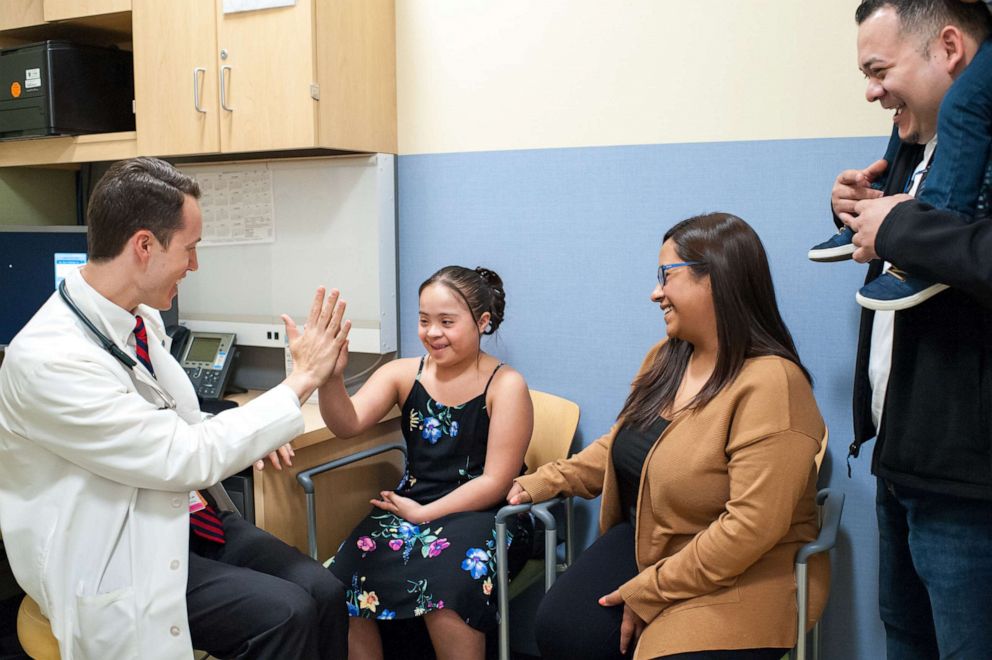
[166,325,191,361]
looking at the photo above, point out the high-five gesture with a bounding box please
[282,287,351,404]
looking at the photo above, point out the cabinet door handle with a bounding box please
[193,67,207,113]
[220,65,233,112]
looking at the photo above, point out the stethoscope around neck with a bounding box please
[58,278,177,410]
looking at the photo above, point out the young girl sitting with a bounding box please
[321,266,533,660]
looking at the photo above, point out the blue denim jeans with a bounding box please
[917,37,992,217]
[876,478,992,660]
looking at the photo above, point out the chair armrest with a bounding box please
[531,497,563,530]
[795,488,845,660]
[495,496,574,660]
[493,495,565,524]
[796,488,846,565]
[493,497,567,579]
[533,496,575,567]
[495,498,560,660]
[495,502,534,522]
[531,497,566,591]
[296,442,407,494]
[296,441,407,560]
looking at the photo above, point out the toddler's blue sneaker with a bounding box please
[856,268,948,311]
[808,226,855,262]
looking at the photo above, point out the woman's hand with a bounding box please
[371,490,429,524]
[599,590,645,655]
[506,482,532,505]
[254,442,295,471]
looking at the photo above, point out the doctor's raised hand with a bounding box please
[283,286,351,404]
[256,287,351,471]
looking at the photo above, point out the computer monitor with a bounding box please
[0,226,87,347]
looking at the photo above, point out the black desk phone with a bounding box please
[167,326,237,400]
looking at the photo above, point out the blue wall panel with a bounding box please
[396,136,888,659]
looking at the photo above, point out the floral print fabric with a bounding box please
[329,361,525,632]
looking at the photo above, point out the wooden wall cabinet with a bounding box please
[0,1,131,43]
[0,1,45,31]
[0,0,396,166]
[132,0,396,158]
[43,0,131,22]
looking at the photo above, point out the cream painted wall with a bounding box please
[396,0,891,155]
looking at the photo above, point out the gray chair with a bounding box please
[495,495,574,660]
[493,391,580,660]
[792,487,845,660]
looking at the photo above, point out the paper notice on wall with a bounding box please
[195,165,276,247]
[223,0,295,14]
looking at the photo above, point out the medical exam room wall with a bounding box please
[394,2,890,658]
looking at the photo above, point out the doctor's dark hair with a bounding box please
[618,213,810,430]
[855,0,992,48]
[419,266,506,335]
[87,157,201,261]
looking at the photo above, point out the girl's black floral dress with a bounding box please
[329,358,528,631]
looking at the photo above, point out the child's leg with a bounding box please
[917,38,992,217]
[878,123,901,189]
[349,617,385,660]
[423,608,485,660]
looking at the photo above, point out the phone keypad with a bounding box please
[184,366,223,398]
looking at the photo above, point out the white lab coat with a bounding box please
[0,268,304,659]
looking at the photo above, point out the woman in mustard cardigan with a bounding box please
[507,213,829,660]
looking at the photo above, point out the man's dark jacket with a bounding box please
[847,141,992,500]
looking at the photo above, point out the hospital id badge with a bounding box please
[189,490,207,513]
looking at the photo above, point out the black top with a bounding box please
[398,357,502,503]
[612,416,670,523]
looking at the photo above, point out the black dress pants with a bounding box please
[187,512,348,659]
[534,521,787,660]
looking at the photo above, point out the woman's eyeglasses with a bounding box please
[657,261,702,286]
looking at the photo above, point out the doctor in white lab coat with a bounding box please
[0,158,350,659]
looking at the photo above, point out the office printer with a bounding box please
[0,40,134,139]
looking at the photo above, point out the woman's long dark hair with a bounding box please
[618,213,811,429]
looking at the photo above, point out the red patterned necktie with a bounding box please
[133,315,154,376]
[189,501,226,545]
[133,316,225,544]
